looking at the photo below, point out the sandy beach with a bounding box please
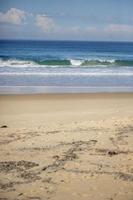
[0,93,133,200]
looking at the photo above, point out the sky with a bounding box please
[0,0,133,41]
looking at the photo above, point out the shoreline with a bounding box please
[0,91,133,97]
[0,86,133,94]
[0,92,133,99]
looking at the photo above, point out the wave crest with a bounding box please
[0,58,133,67]
[0,59,36,68]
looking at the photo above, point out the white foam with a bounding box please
[0,72,133,76]
[97,59,115,63]
[70,59,84,66]
[0,59,37,68]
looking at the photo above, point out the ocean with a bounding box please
[0,40,133,93]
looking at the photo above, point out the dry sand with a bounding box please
[0,93,133,200]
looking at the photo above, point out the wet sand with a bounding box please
[0,93,133,200]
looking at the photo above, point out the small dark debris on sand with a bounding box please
[53,155,60,160]
[0,160,39,173]
[117,125,133,135]
[1,125,8,128]
[94,148,131,156]
[19,171,41,181]
[46,130,60,135]
[42,140,97,172]
[18,193,23,196]
[115,172,133,182]
[0,161,41,189]
[107,150,118,156]
[0,182,14,190]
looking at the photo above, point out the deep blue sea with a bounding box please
[0,40,133,93]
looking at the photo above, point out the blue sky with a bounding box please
[0,0,133,41]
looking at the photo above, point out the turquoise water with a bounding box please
[0,40,133,93]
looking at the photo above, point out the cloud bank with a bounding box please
[0,8,133,41]
[0,8,27,25]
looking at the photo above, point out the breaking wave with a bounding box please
[1,58,133,68]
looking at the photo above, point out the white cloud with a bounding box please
[0,8,27,25]
[35,15,55,32]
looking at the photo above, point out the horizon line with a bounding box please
[0,39,133,43]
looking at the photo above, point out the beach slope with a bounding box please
[0,93,133,200]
